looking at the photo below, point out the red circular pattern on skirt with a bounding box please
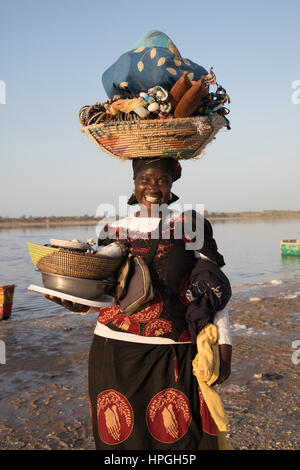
[131,291,163,323]
[112,314,140,335]
[97,390,134,445]
[142,319,172,337]
[146,388,192,443]
[98,304,120,324]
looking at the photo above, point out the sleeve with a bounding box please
[183,210,225,267]
[213,306,232,345]
[184,258,232,343]
[200,217,225,268]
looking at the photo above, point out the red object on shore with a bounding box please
[0,284,15,320]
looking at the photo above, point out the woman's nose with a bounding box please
[147,180,160,191]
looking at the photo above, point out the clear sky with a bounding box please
[0,0,299,217]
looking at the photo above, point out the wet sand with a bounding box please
[0,284,299,450]
[219,285,300,450]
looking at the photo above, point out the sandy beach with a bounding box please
[0,282,299,451]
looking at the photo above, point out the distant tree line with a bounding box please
[1,210,300,224]
[0,215,104,223]
[204,210,300,218]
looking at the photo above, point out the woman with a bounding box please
[45,157,232,449]
[88,157,232,450]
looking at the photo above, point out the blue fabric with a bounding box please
[102,30,208,99]
[122,29,178,54]
[185,258,232,343]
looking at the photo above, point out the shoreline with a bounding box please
[1,212,300,228]
[0,221,101,228]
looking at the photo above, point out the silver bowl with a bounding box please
[40,271,116,300]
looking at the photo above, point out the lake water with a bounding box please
[0,218,300,320]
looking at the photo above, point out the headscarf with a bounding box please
[127,157,181,205]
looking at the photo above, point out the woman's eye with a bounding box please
[159,179,170,185]
[139,178,170,185]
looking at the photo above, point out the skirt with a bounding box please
[88,334,219,450]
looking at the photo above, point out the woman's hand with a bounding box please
[215,344,232,384]
[42,294,95,313]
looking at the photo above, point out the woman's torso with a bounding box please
[96,211,197,341]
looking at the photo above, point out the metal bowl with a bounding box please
[40,271,116,300]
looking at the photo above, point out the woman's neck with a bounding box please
[134,210,161,219]
[134,205,170,219]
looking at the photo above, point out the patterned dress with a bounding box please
[88,211,230,450]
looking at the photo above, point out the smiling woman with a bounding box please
[135,168,172,208]
[41,24,234,450]
[127,157,182,211]
[86,157,233,450]
[40,160,232,449]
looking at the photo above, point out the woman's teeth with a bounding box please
[144,195,160,202]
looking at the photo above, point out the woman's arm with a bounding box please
[213,306,232,346]
[217,344,232,384]
[213,306,232,384]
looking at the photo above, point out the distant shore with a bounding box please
[0,220,101,228]
[1,211,300,228]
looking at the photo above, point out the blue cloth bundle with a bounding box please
[102,30,208,99]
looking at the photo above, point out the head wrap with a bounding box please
[132,157,181,182]
[127,158,181,205]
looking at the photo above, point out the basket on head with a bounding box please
[80,114,227,160]
[27,242,122,280]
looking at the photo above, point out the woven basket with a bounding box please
[80,114,227,160]
[27,242,122,280]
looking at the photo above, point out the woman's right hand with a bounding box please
[42,294,91,313]
[215,344,232,384]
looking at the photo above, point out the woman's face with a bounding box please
[134,168,173,213]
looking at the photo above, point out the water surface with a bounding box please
[0,218,299,320]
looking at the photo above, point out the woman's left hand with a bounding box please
[215,344,232,384]
[42,294,98,313]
